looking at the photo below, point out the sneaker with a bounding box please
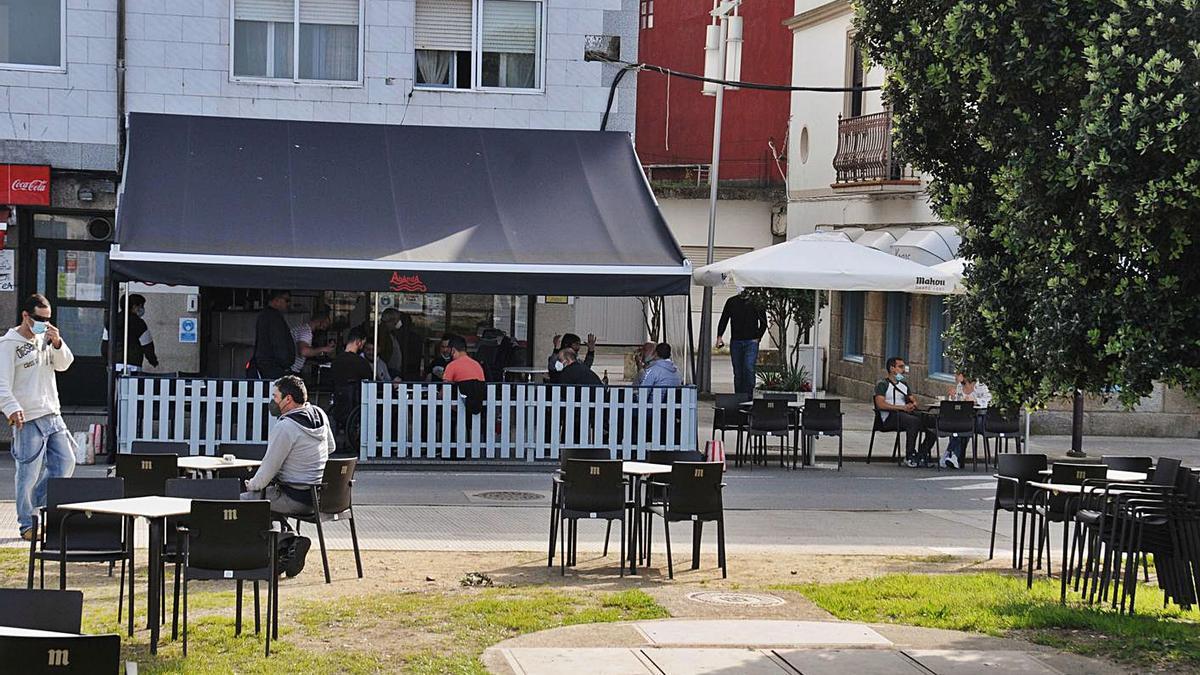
[903,458,919,468]
[19,529,33,542]
[947,454,961,470]
[938,455,949,469]
[285,536,311,578]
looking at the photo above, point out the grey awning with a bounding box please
[112,113,690,296]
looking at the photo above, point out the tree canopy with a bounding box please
[854,0,1200,408]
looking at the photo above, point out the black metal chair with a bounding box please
[290,458,364,584]
[980,407,1024,456]
[177,499,279,657]
[712,393,750,466]
[164,478,243,639]
[1028,462,1110,587]
[130,440,188,455]
[547,448,613,567]
[27,478,129,625]
[1101,455,1154,475]
[799,398,843,470]
[556,459,629,576]
[115,453,179,497]
[990,454,1048,568]
[645,461,727,579]
[935,400,981,470]
[866,404,903,465]
[745,399,790,467]
[0,634,121,673]
[0,589,83,633]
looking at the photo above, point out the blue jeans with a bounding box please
[12,414,76,533]
[729,339,759,396]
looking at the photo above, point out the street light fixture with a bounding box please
[696,0,742,394]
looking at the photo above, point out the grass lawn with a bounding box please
[2,549,667,674]
[778,572,1200,673]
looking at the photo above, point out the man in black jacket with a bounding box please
[555,347,603,386]
[251,290,296,379]
[715,292,768,396]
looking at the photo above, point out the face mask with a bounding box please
[268,399,282,417]
[134,306,145,318]
[554,360,565,372]
[896,374,906,382]
[30,320,49,335]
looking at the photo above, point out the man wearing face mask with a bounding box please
[555,347,602,386]
[0,294,76,541]
[873,356,935,467]
[250,290,296,379]
[245,376,331,511]
[100,294,158,372]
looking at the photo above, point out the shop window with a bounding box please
[884,292,909,360]
[841,291,864,360]
[233,0,361,83]
[415,0,542,91]
[0,0,64,70]
[927,296,954,377]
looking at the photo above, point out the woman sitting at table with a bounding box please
[941,372,991,469]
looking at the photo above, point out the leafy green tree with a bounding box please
[741,288,825,375]
[854,0,1200,411]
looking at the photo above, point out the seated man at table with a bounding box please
[874,356,935,467]
[244,376,331,516]
[556,346,603,386]
[941,371,992,469]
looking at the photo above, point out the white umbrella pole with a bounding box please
[122,284,130,374]
[811,290,820,396]
[372,292,380,376]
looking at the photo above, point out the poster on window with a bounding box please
[0,250,13,292]
[397,293,423,313]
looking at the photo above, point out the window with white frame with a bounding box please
[639,0,653,30]
[415,0,542,91]
[233,0,361,83]
[0,0,64,70]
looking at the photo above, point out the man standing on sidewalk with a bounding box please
[0,294,76,540]
[715,292,768,396]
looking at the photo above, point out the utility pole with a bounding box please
[696,0,742,394]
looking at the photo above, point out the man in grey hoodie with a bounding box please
[639,343,683,389]
[242,375,331,517]
[0,294,75,540]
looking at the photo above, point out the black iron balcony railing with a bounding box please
[832,109,919,186]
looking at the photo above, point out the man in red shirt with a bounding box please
[441,334,484,383]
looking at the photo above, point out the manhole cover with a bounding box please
[686,592,786,607]
[471,491,545,502]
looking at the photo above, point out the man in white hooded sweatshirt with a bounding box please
[0,294,76,540]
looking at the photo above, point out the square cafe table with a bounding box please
[57,496,193,655]
[621,461,672,574]
[177,456,263,477]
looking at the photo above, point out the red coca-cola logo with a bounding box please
[1,165,51,205]
[389,272,427,292]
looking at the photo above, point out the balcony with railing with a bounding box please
[831,109,921,190]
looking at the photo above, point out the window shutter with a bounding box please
[299,0,360,25]
[235,0,295,22]
[482,0,538,54]
[415,0,473,52]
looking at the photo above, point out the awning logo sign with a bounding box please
[390,273,427,292]
[1,164,51,206]
[915,276,947,292]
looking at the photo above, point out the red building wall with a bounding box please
[635,1,793,184]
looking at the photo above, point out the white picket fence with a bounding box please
[115,377,698,462]
[359,382,699,461]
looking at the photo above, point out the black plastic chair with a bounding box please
[990,454,1048,568]
[290,458,364,584]
[935,400,982,470]
[645,462,727,579]
[219,443,268,460]
[745,399,790,467]
[164,478,243,639]
[645,450,706,465]
[1101,456,1154,474]
[557,459,629,576]
[712,393,750,466]
[0,634,121,673]
[0,588,83,633]
[1029,462,1109,586]
[27,478,129,625]
[980,407,1024,456]
[548,448,613,567]
[866,404,903,465]
[177,499,279,657]
[130,440,188,455]
[799,398,843,470]
[115,453,179,497]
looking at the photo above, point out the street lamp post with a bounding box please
[696,0,742,394]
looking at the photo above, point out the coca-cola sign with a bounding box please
[1,165,51,206]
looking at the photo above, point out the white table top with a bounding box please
[0,625,78,637]
[740,400,803,408]
[58,496,193,519]
[1026,482,1141,495]
[177,456,262,471]
[503,366,547,374]
[1037,468,1146,483]
[622,461,673,476]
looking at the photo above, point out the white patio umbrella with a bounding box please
[693,231,960,391]
[928,257,967,295]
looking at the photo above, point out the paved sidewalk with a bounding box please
[483,619,1123,675]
